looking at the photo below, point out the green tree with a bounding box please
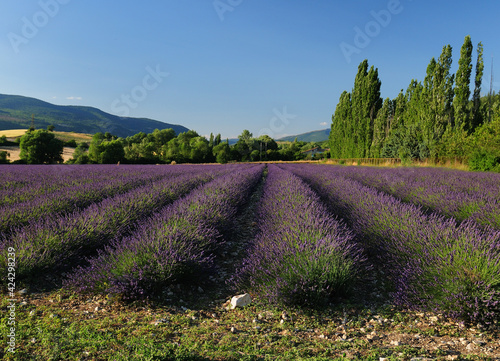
[0,151,9,164]
[213,141,231,164]
[434,45,455,153]
[47,124,55,132]
[153,129,175,147]
[370,98,392,158]
[420,46,455,158]
[256,135,278,161]
[234,130,256,161]
[214,134,222,146]
[453,35,473,131]
[88,133,125,164]
[471,41,484,131]
[67,142,90,164]
[100,140,125,164]
[469,118,500,171]
[329,91,352,158]
[189,136,210,163]
[19,129,64,164]
[351,60,382,157]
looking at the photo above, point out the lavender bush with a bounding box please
[234,165,367,307]
[0,166,227,282]
[323,165,500,231]
[64,165,264,300]
[0,165,197,234]
[284,164,500,324]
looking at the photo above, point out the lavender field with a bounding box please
[2,163,500,326]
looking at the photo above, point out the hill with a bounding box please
[277,128,330,142]
[0,94,189,138]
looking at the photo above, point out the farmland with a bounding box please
[1,164,500,360]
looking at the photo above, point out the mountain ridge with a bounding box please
[0,94,189,138]
[277,128,330,142]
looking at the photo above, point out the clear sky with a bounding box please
[0,1,499,139]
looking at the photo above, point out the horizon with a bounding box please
[1,1,499,139]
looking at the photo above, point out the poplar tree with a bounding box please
[329,91,352,158]
[423,45,454,158]
[351,60,382,158]
[453,35,473,131]
[370,98,392,158]
[471,41,484,131]
[435,45,455,134]
[364,66,383,157]
[422,58,437,154]
[351,60,369,157]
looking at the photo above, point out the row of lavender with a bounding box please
[234,165,367,306]
[0,165,158,206]
[65,165,264,299]
[1,167,232,282]
[282,164,500,324]
[326,166,500,230]
[0,165,210,234]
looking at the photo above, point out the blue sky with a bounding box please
[0,1,499,139]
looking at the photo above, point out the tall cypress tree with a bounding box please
[370,98,392,158]
[422,58,437,155]
[329,91,352,158]
[471,41,484,131]
[426,45,454,158]
[364,66,383,157]
[351,60,369,158]
[393,89,407,129]
[437,45,455,130]
[351,60,382,158]
[453,35,473,131]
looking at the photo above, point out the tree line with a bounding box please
[69,129,327,164]
[329,35,500,171]
[4,126,329,165]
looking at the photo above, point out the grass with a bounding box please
[52,131,93,143]
[1,287,499,360]
[322,158,470,171]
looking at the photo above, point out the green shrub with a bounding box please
[0,151,9,164]
[468,149,500,172]
[65,139,78,148]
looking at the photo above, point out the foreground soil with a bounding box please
[2,288,500,361]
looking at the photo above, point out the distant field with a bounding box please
[53,131,93,142]
[0,145,75,162]
[0,129,27,137]
[0,129,92,142]
[0,129,87,162]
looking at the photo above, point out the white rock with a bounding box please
[230,293,251,309]
[473,339,485,346]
